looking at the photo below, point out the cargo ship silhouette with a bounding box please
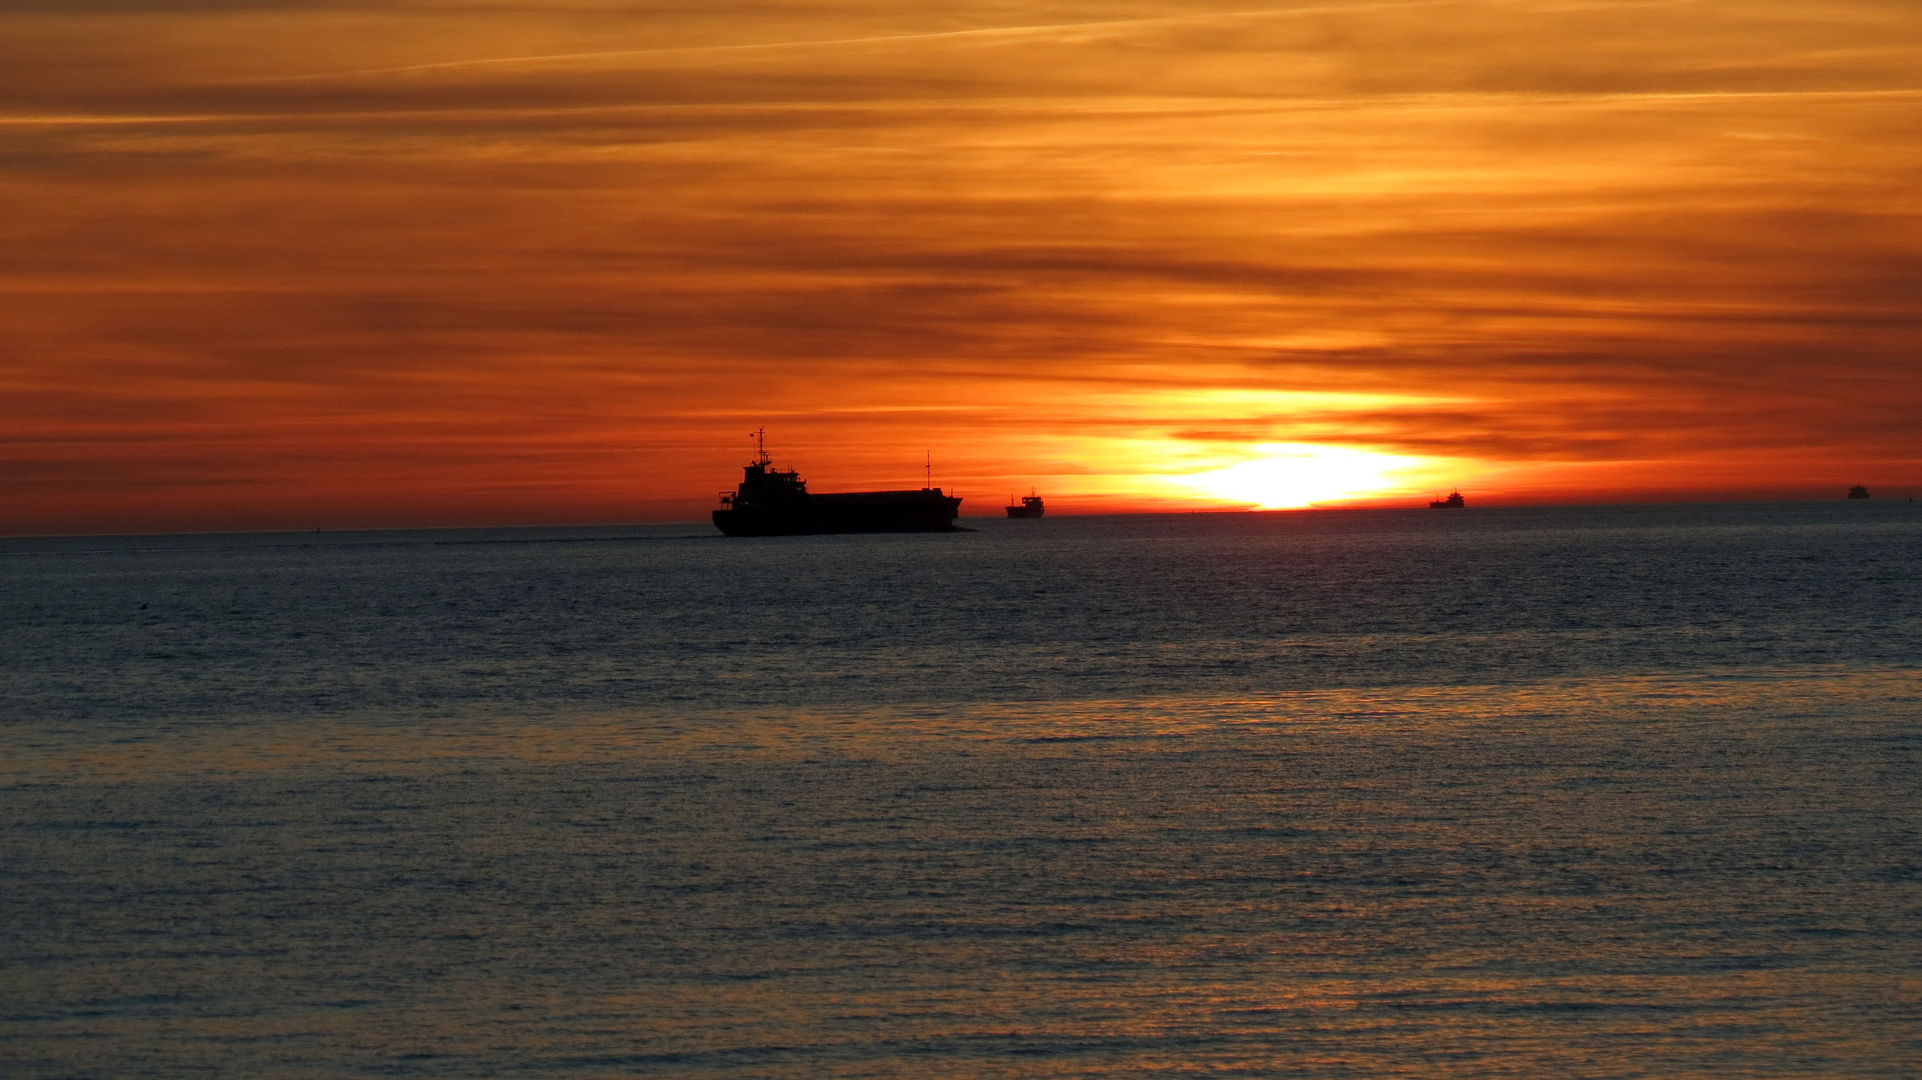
[1005,491,1045,518]
[1429,490,1466,509]
[713,432,963,535]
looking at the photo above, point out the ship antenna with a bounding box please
[752,427,769,466]
[925,450,932,489]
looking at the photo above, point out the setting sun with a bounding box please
[1,0,1916,532]
[1179,443,1432,509]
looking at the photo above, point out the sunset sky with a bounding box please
[4,0,1919,533]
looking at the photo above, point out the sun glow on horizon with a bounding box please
[3,0,1919,534]
[1178,443,1434,509]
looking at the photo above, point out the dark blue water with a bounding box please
[4,504,1919,1076]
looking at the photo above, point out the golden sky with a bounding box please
[4,0,1919,531]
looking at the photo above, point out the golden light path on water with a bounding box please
[8,508,1919,1075]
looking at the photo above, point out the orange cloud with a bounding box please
[2,1,1919,532]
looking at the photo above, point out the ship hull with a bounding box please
[714,490,963,536]
[1005,506,1044,518]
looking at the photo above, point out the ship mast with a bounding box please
[752,427,770,466]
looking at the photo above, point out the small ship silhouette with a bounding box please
[1005,491,1045,518]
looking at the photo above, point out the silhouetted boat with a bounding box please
[1847,485,1870,500]
[1005,492,1045,518]
[1429,490,1466,509]
[713,432,963,536]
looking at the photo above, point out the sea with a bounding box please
[3,503,1918,1078]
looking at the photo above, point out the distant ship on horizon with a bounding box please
[1005,491,1045,518]
[1847,484,1870,500]
[1429,490,1466,509]
[712,432,963,535]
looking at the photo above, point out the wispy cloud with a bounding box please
[3,0,1919,530]
[236,1,1540,82]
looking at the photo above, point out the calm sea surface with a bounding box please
[4,504,1919,1077]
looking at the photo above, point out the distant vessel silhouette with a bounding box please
[1847,485,1870,500]
[713,431,963,535]
[1429,490,1466,509]
[1005,491,1045,518]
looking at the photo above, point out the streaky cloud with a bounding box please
[227,0,1593,83]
